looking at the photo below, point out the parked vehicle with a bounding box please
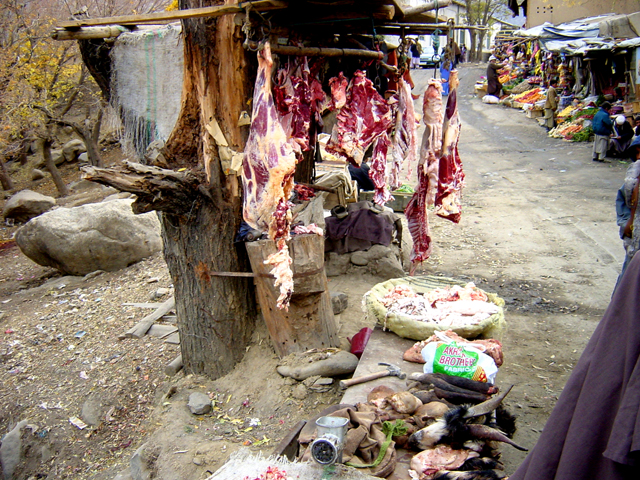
[419,46,441,68]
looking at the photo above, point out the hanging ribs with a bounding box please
[390,79,418,190]
[329,72,348,110]
[242,43,297,309]
[422,79,444,205]
[435,70,465,223]
[404,79,443,273]
[370,131,392,205]
[325,70,392,166]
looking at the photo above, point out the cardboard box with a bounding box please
[359,191,412,213]
[525,109,544,119]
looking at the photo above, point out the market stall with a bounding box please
[475,13,640,144]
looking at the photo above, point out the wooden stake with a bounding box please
[51,26,127,40]
[121,296,176,339]
[165,354,183,376]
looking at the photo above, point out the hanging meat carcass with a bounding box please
[405,79,444,273]
[390,78,418,190]
[274,57,326,153]
[370,131,392,205]
[328,72,348,110]
[325,70,392,166]
[242,43,297,309]
[435,70,465,223]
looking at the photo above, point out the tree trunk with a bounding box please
[158,0,257,378]
[41,137,69,197]
[0,158,13,191]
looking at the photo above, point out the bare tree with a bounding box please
[463,0,510,61]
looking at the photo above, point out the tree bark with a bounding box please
[158,0,257,378]
[40,137,69,197]
[0,158,13,191]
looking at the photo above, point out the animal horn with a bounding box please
[464,385,513,419]
[466,424,528,451]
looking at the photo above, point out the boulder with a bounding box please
[31,169,45,181]
[331,292,348,315]
[0,420,27,480]
[36,149,64,168]
[3,190,56,223]
[324,251,351,277]
[77,152,89,164]
[62,139,87,162]
[187,392,212,415]
[15,198,162,275]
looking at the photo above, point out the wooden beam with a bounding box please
[51,26,128,40]
[248,42,384,60]
[57,0,287,28]
[403,0,453,18]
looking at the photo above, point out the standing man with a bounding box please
[592,101,613,162]
[486,56,503,98]
[543,80,558,132]
[410,40,420,69]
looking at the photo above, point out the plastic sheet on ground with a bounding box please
[206,448,380,480]
[364,276,506,341]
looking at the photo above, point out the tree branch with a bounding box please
[82,160,208,215]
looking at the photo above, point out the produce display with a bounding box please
[549,106,598,141]
[512,88,544,104]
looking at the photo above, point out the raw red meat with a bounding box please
[405,80,443,272]
[404,165,432,274]
[390,79,418,190]
[435,70,465,223]
[274,59,313,152]
[328,72,347,110]
[369,131,392,205]
[242,43,297,309]
[422,79,444,205]
[325,70,392,166]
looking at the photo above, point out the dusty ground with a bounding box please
[0,63,630,479]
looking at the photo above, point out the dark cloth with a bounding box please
[592,107,613,136]
[486,63,502,97]
[348,163,375,191]
[324,203,395,254]
[510,253,640,480]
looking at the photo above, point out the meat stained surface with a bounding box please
[325,70,392,166]
[435,70,465,223]
[390,78,418,190]
[405,79,443,272]
[242,43,297,309]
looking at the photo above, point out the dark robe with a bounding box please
[510,253,640,480]
[486,63,502,97]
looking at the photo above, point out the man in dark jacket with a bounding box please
[592,102,613,162]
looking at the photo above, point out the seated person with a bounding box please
[609,115,634,158]
[348,160,375,191]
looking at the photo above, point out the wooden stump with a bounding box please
[245,234,338,357]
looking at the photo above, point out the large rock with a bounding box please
[15,199,162,275]
[3,190,56,223]
[0,420,27,480]
[62,139,87,162]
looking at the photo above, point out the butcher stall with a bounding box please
[53,1,504,479]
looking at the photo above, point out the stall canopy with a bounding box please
[515,12,640,54]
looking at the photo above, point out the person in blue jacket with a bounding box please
[592,102,613,162]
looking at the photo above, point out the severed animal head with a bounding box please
[408,385,527,452]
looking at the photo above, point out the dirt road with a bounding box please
[409,64,628,470]
[0,63,630,478]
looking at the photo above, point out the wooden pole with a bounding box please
[57,0,286,28]
[403,0,453,18]
[51,26,127,40]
